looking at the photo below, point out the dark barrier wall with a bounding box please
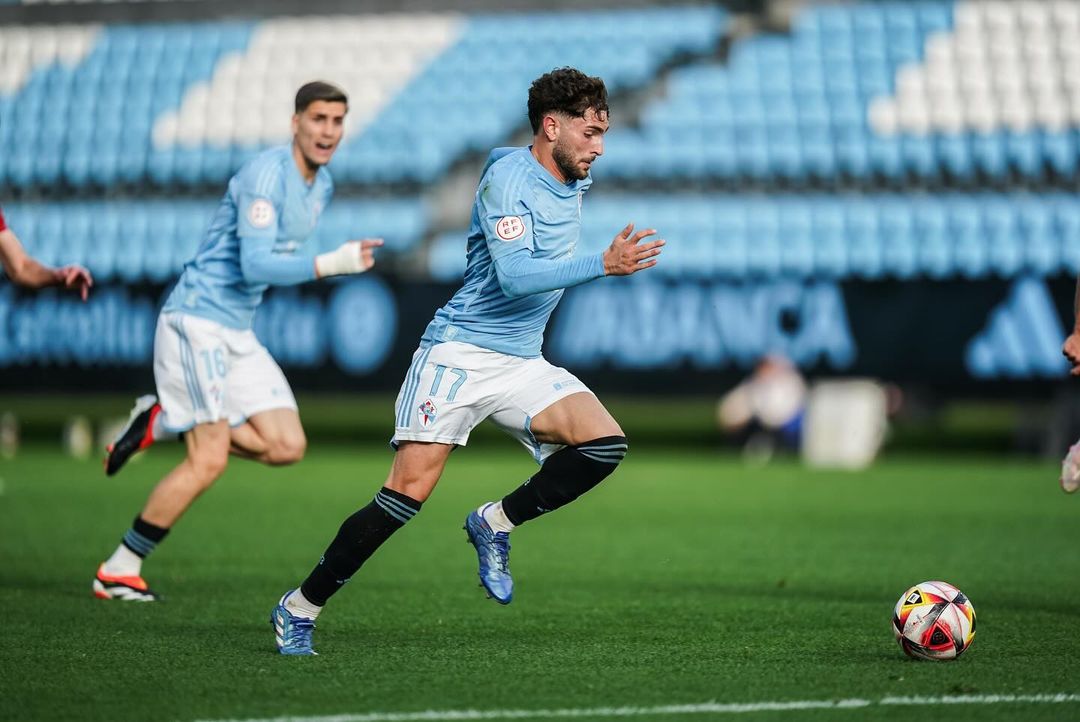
[0,275,1074,394]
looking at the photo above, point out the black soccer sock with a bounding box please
[501,435,628,526]
[299,487,422,606]
[121,516,170,559]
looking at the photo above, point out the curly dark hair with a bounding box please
[527,68,609,134]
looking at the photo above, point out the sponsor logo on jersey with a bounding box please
[495,216,526,241]
[248,199,276,229]
[418,399,438,427]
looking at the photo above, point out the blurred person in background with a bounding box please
[1059,274,1080,492]
[92,81,383,602]
[717,354,807,463]
[269,67,665,655]
[0,205,93,300]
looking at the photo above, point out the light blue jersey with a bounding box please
[422,147,606,358]
[163,145,333,329]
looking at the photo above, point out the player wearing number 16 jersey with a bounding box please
[93,82,384,602]
[271,68,665,655]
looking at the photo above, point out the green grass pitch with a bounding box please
[1,442,1078,721]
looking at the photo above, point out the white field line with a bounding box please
[196,693,1080,722]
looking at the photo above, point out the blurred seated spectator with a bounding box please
[716,354,807,462]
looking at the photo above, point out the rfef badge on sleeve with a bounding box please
[495,216,525,241]
[248,199,276,229]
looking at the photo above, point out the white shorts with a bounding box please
[392,341,594,463]
[154,312,297,432]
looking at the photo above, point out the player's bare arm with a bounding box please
[602,222,665,276]
[1063,274,1080,375]
[0,227,94,300]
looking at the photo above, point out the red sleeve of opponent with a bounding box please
[0,207,6,232]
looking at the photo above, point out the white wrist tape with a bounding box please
[315,242,366,278]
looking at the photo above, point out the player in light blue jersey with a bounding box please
[271,68,664,655]
[94,82,383,602]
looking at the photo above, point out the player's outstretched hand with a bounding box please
[349,238,384,273]
[57,264,93,301]
[1064,332,1080,376]
[315,238,384,278]
[602,223,664,276]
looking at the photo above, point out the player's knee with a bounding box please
[538,435,628,508]
[384,465,438,502]
[573,434,628,478]
[572,419,623,447]
[384,468,436,502]
[267,432,306,465]
[189,448,229,484]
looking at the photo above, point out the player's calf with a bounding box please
[501,435,629,524]
[292,488,424,609]
[270,488,422,655]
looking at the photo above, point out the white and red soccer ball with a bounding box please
[892,580,976,661]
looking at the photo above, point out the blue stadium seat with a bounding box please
[902,136,938,179]
[1017,199,1058,275]
[1042,132,1078,176]
[912,198,952,278]
[1056,196,1080,275]
[950,197,989,279]
[811,201,847,278]
[982,198,1022,278]
[880,200,919,278]
[768,129,805,180]
[834,129,870,178]
[745,201,781,277]
[1007,133,1043,178]
[937,134,973,180]
[970,132,1008,178]
[779,200,815,277]
[845,201,884,279]
[713,201,749,277]
[868,136,904,179]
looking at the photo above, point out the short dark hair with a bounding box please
[295,81,348,113]
[527,68,608,134]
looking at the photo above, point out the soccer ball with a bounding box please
[892,580,976,660]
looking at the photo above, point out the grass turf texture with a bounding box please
[1,443,1078,722]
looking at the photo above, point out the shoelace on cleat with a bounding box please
[282,617,315,651]
[491,532,511,573]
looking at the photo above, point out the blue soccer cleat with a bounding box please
[464,505,513,604]
[271,591,318,656]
